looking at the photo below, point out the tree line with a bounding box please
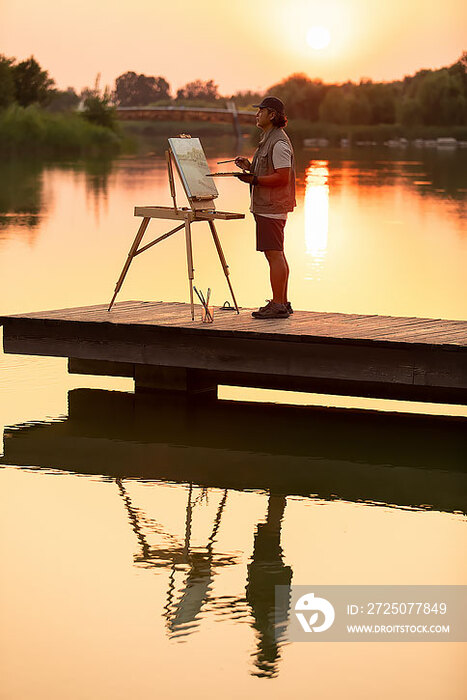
[1,53,466,128]
[268,54,467,128]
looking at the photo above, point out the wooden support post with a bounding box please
[184,218,195,320]
[134,365,217,399]
[208,220,239,313]
[166,150,178,211]
[108,216,150,311]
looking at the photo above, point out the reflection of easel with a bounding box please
[116,478,234,634]
[108,135,243,319]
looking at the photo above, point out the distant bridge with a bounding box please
[115,104,256,137]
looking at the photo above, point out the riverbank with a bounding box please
[120,118,467,152]
[3,106,466,158]
[285,120,467,147]
[0,104,126,157]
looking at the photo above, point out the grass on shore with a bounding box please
[122,118,467,150]
[0,104,125,157]
[3,107,466,160]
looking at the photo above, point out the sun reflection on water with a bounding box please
[304,160,329,279]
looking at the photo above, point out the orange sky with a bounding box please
[1,0,466,95]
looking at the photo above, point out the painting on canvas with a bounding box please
[168,137,218,201]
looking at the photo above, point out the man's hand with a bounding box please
[234,157,251,171]
[236,173,258,184]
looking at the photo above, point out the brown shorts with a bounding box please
[254,214,286,251]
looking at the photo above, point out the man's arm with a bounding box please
[237,168,290,187]
[256,168,290,187]
[236,141,292,186]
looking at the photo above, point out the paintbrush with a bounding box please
[200,288,213,322]
[193,286,212,322]
[217,159,236,164]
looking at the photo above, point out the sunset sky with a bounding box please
[1,0,466,95]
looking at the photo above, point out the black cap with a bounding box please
[252,96,285,115]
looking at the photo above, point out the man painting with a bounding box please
[235,96,296,319]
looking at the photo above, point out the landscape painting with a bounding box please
[168,136,218,200]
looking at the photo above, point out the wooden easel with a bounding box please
[108,137,243,319]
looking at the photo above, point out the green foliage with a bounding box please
[82,92,117,131]
[416,70,467,125]
[47,87,80,112]
[318,87,350,124]
[269,55,466,129]
[0,103,122,157]
[114,71,171,106]
[267,73,326,121]
[0,55,15,108]
[397,97,422,127]
[12,56,55,106]
[176,79,219,102]
[358,81,398,124]
[226,90,263,109]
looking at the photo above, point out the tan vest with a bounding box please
[251,127,296,214]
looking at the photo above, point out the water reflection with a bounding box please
[164,487,230,637]
[2,388,466,509]
[82,158,114,222]
[0,159,45,234]
[117,472,292,675]
[116,476,291,676]
[1,388,466,680]
[117,477,237,638]
[304,160,329,279]
[0,158,117,235]
[247,494,291,678]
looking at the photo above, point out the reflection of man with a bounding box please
[246,495,292,678]
[235,96,296,319]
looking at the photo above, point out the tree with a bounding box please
[227,89,263,108]
[0,55,15,108]
[47,87,80,112]
[176,79,219,102]
[267,73,326,121]
[359,81,397,124]
[397,97,422,126]
[12,56,55,106]
[114,71,170,106]
[319,87,350,124]
[82,93,117,130]
[347,91,372,125]
[417,70,467,125]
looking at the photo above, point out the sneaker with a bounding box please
[252,301,289,319]
[256,299,272,313]
[256,299,294,314]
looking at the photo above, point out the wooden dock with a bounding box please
[1,301,467,405]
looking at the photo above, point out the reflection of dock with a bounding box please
[2,388,466,512]
[1,301,467,405]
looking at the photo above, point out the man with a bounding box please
[234,96,296,319]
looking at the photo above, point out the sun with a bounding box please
[306,25,331,50]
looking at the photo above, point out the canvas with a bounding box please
[168,137,218,202]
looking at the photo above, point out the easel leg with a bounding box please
[208,220,239,314]
[108,217,150,311]
[184,219,195,320]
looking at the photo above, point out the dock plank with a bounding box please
[5,301,466,347]
[2,302,466,347]
[2,301,467,405]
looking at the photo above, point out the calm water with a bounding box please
[1,142,466,699]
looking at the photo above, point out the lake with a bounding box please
[0,141,466,699]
